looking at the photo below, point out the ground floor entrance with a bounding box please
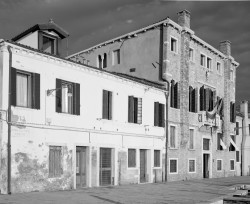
[100,148,112,186]
[140,149,147,183]
[203,153,210,178]
[76,146,87,188]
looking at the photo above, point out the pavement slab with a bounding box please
[1,176,250,204]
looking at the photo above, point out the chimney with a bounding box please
[177,10,191,28]
[219,40,231,56]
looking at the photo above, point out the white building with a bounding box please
[0,21,167,194]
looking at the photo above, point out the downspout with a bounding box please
[241,116,244,176]
[7,45,12,194]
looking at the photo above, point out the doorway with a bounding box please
[76,146,87,188]
[140,149,147,183]
[203,153,209,178]
[100,148,112,186]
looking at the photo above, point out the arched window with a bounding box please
[103,53,107,68]
[98,55,102,68]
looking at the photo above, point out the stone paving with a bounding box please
[1,176,250,204]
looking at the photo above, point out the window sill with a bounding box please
[170,51,178,55]
[12,105,34,110]
[230,169,235,171]
[127,167,138,170]
[153,166,161,169]
[56,112,78,117]
[217,170,223,172]
[188,149,195,151]
[188,171,196,174]
[169,147,178,150]
[169,172,178,175]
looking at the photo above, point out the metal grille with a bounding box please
[170,159,177,173]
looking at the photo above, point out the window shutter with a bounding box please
[205,88,210,111]
[102,90,108,119]
[236,122,239,135]
[230,102,232,122]
[189,86,192,112]
[174,82,178,108]
[38,31,43,50]
[56,79,62,113]
[108,91,112,120]
[134,97,138,124]
[200,86,204,111]
[32,73,40,109]
[49,147,54,177]
[191,88,196,112]
[170,81,175,108]
[128,96,134,123]
[11,68,17,106]
[154,102,159,126]
[74,83,80,115]
[212,91,216,109]
[194,88,198,113]
[233,102,236,123]
[160,103,165,127]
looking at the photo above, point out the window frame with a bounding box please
[154,102,165,127]
[170,36,178,54]
[127,148,137,168]
[128,95,142,124]
[189,128,195,150]
[112,49,120,65]
[39,31,58,55]
[203,138,210,151]
[169,125,177,149]
[169,158,178,174]
[207,57,212,70]
[217,159,223,172]
[236,151,240,163]
[200,53,206,67]
[230,159,235,171]
[189,47,194,62]
[188,158,196,173]
[217,133,223,151]
[217,62,222,75]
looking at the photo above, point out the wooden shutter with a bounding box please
[174,82,178,108]
[108,91,112,120]
[230,102,232,122]
[134,97,138,124]
[154,102,159,126]
[32,73,40,109]
[200,86,204,111]
[128,96,134,123]
[212,90,216,109]
[189,86,192,112]
[102,90,108,119]
[170,81,175,108]
[38,31,43,51]
[74,83,80,115]
[236,122,239,135]
[205,88,210,111]
[11,68,17,106]
[49,147,54,177]
[194,88,198,113]
[56,79,62,113]
[233,102,236,123]
[160,103,165,127]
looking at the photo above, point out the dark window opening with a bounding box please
[217,133,223,151]
[49,146,62,177]
[128,96,142,124]
[154,150,160,167]
[170,159,177,173]
[128,149,136,168]
[199,86,215,112]
[170,80,179,109]
[102,90,112,120]
[154,102,165,127]
[203,138,210,150]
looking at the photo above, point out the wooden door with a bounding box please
[203,154,209,178]
[100,148,112,186]
[76,146,87,188]
[140,149,147,183]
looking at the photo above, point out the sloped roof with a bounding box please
[12,19,69,41]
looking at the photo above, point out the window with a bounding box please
[170,80,179,109]
[217,133,223,151]
[189,129,194,150]
[170,126,177,148]
[39,32,57,55]
[217,160,222,171]
[169,159,178,174]
[170,37,177,53]
[230,160,235,171]
[217,62,221,74]
[128,96,142,124]
[189,86,197,113]
[113,49,120,65]
[203,138,210,150]
[230,70,234,81]
[98,55,102,68]
[188,159,195,173]
[11,68,40,109]
[154,150,160,167]
[189,48,194,62]
[102,90,112,120]
[207,57,212,70]
[229,135,236,151]
[49,146,62,177]
[200,54,206,67]
[230,102,236,123]
[128,149,136,168]
[199,86,215,111]
[236,122,239,135]
[154,102,165,127]
[55,79,80,115]
[236,151,240,162]
[103,53,107,68]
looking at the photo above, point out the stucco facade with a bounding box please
[0,40,167,194]
[69,10,240,181]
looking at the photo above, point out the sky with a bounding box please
[0,0,249,104]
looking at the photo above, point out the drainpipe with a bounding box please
[241,116,244,176]
[7,45,12,194]
[163,83,169,182]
